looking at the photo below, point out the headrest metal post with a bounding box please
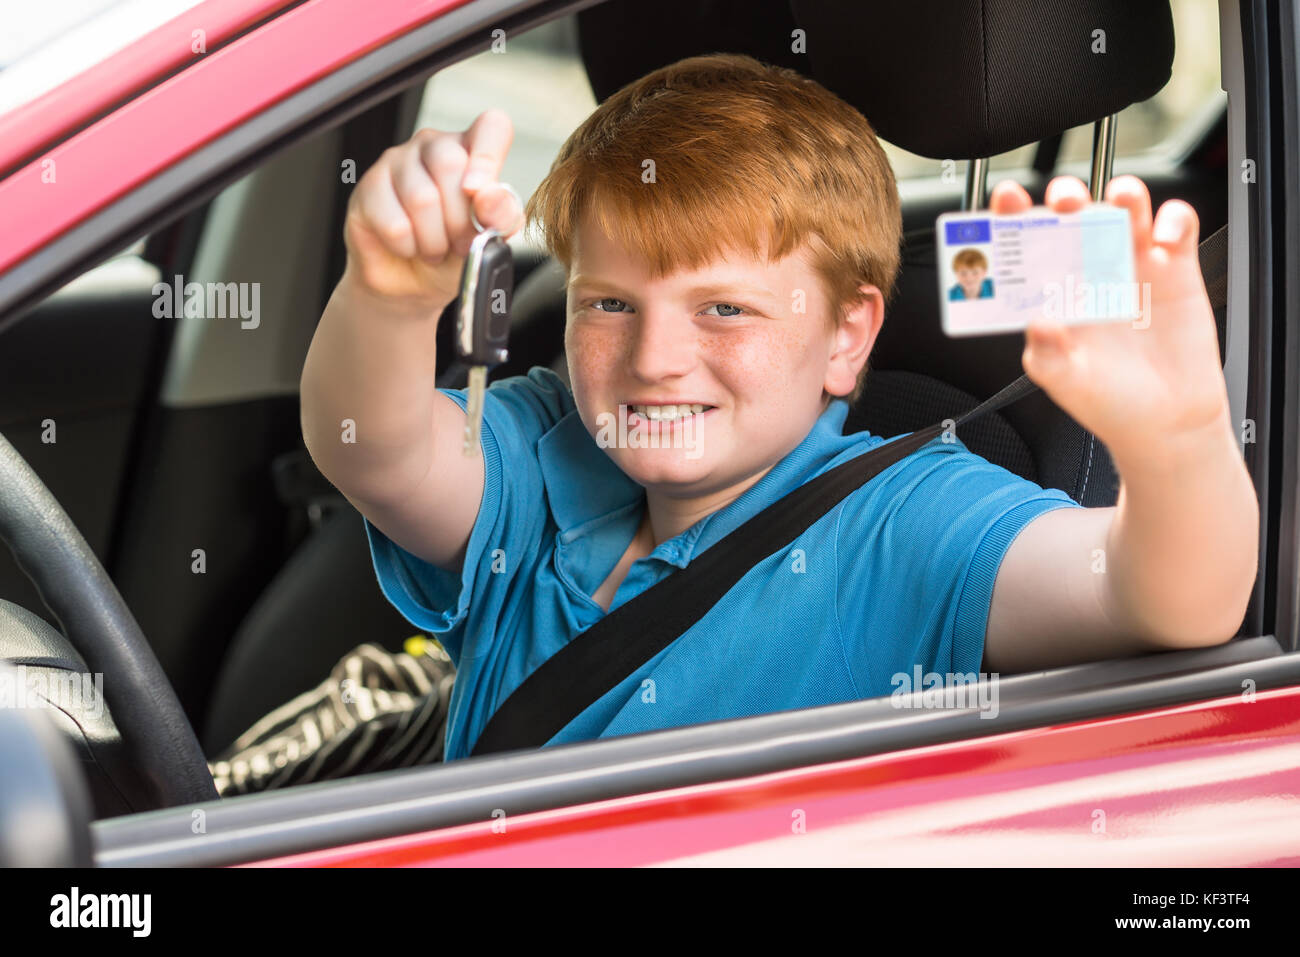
[962,157,988,211]
[1089,114,1118,201]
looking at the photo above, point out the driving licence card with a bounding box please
[936,205,1138,337]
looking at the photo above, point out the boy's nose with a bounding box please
[626,310,697,382]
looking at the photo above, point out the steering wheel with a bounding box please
[0,431,218,809]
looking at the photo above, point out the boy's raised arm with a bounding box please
[981,175,1259,673]
[300,110,522,572]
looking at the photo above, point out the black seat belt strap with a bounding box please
[469,373,1039,757]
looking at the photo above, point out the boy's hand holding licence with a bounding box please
[993,174,1236,474]
[342,109,524,309]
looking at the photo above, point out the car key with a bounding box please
[456,227,513,456]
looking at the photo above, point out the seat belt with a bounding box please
[470,374,1039,756]
[469,225,1232,758]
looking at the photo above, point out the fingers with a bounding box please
[989,179,1032,214]
[418,134,474,257]
[352,154,418,260]
[1105,175,1154,253]
[350,110,516,275]
[1151,198,1200,256]
[1044,175,1091,213]
[391,143,448,262]
[460,108,514,192]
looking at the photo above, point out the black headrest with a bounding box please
[791,0,1174,158]
[578,0,1174,159]
[577,0,805,104]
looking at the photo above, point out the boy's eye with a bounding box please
[592,298,632,312]
[703,303,746,317]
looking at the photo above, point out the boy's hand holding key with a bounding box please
[300,110,522,572]
[344,112,518,455]
[342,109,522,306]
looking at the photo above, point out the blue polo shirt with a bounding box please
[364,366,1081,761]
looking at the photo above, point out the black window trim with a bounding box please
[1263,0,1300,653]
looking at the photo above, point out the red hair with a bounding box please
[526,53,902,403]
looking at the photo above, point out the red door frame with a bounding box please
[0,0,470,274]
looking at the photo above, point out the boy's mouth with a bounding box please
[622,402,716,426]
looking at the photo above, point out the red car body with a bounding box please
[2,0,1298,867]
[257,691,1300,867]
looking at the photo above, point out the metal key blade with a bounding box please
[463,365,487,456]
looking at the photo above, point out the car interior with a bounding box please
[0,0,1271,829]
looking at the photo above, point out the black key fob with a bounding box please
[456,229,513,368]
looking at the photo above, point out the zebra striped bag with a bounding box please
[208,641,456,797]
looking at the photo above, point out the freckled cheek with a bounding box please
[569,324,622,370]
[566,322,633,404]
[701,327,815,388]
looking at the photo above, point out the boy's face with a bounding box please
[956,264,986,293]
[564,213,876,496]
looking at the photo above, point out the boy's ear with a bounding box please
[824,283,884,400]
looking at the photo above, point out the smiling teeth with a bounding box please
[632,404,707,421]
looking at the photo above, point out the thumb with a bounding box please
[470,183,525,237]
[1022,322,1082,399]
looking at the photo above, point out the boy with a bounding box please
[949,248,994,300]
[300,55,1257,762]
